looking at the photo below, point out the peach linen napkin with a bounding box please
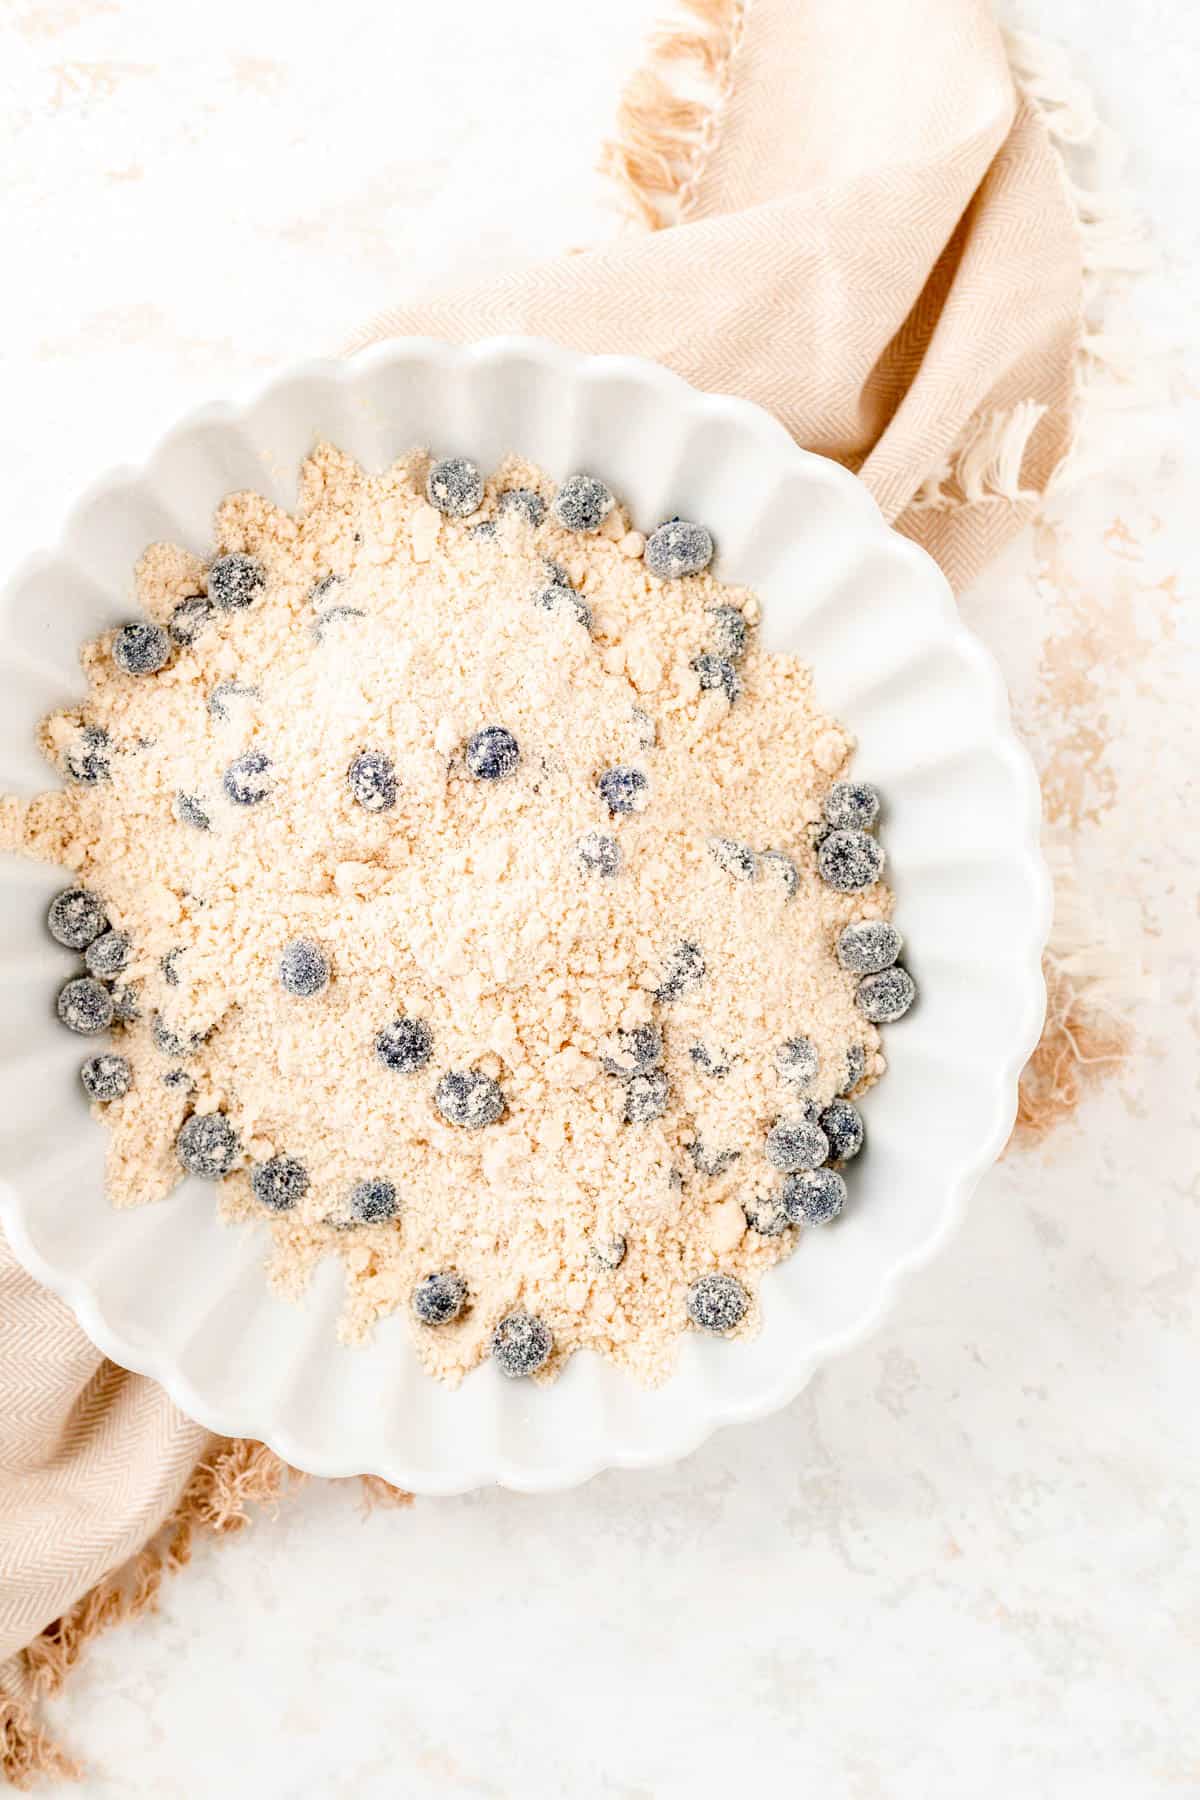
[2,1,1125,1782]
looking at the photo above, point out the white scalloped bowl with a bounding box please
[0,337,1049,1493]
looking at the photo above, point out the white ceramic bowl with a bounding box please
[0,337,1049,1493]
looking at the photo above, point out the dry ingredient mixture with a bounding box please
[1,447,917,1386]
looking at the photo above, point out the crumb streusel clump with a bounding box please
[0,446,916,1386]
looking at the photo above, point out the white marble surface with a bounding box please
[2,0,1197,1794]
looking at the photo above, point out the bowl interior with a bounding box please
[0,338,1048,1491]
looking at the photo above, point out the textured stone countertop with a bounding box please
[2,0,1196,1793]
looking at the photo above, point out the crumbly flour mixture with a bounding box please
[2,447,916,1386]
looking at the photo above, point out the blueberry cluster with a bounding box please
[814,782,917,1024]
[46,885,133,1104]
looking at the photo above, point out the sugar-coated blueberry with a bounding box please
[80,1053,131,1103]
[601,1023,662,1078]
[765,1117,829,1173]
[624,1069,669,1124]
[709,604,748,662]
[426,457,484,517]
[687,1140,740,1178]
[66,725,110,785]
[498,488,546,527]
[775,1036,818,1086]
[689,1042,730,1078]
[781,1167,847,1226]
[56,977,113,1036]
[837,919,902,974]
[279,938,329,998]
[84,930,130,979]
[251,1156,310,1213]
[590,1235,627,1271]
[856,966,916,1023]
[818,829,884,892]
[819,1098,864,1162]
[349,1178,399,1224]
[535,580,592,630]
[552,474,614,533]
[168,596,214,646]
[466,726,520,783]
[759,850,798,899]
[824,781,880,832]
[152,1013,206,1059]
[111,984,141,1025]
[686,1272,749,1334]
[48,887,107,950]
[348,749,398,812]
[840,1044,866,1094]
[744,1191,790,1237]
[691,653,740,703]
[491,1310,553,1377]
[176,1112,240,1179]
[376,1015,433,1074]
[708,837,757,881]
[469,520,497,542]
[597,766,647,815]
[577,831,621,877]
[112,621,170,676]
[655,940,705,1002]
[645,518,713,580]
[412,1272,467,1325]
[176,791,211,831]
[207,553,265,611]
[223,750,273,806]
[435,1070,506,1129]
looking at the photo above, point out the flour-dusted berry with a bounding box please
[176,791,211,831]
[577,831,621,877]
[655,940,705,1002]
[856,966,916,1023]
[624,1070,669,1124]
[112,621,170,676]
[176,1112,240,1179]
[759,850,799,899]
[775,1036,818,1087]
[207,553,265,611]
[412,1272,467,1325]
[466,726,520,782]
[765,1117,829,1173]
[597,766,648,816]
[840,1044,866,1094]
[590,1235,627,1271]
[781,1167,847,1226]
[686,1272,749,1333]
[223,750,273,806]
[691,653,740,704]
[435,1070,506,1129]
[349,1178,399,1224]
[80,1053,131,1103]
[168,596,214,646]
[818,829,884,892]
[152,1013,206,1059]
[376,1015,433,1074]
[251,1156,310,1213]
[708,837,757,881]
[819,1098,864,1162]
[602,1023,662,1079]
[498,487,546,527]
[84,930,130,979]
[279,938,329,998]
[645,519,713,580]
[47,887,107,950]
[348,749,398,812]
[837,919,902,974]
[823,781,880,832]
[552,474,613,533]
[491,1310,553,1377]
[56,977,113,1036]
[426,456,484,517]
[708,604,748,662]
[536,579,592,630]
[743,1191,790,1237]
[65,725,111,785]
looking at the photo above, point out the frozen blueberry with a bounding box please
[597,766,647,815]
[375,1015,433,1073]
[349,1178,399,1224]
[152,1013,206,1059]
[624,1069,670,1124]
[689,1042,730,1078]
[686,1272,749,1334]
[590,1235,627,1271]
[824,781,880,832]
[759,850,798,900]
[348,750,398,812]
[435,1070,506,1129]
[709,604,748,662]
[176,1112,240,1179]
[819,1098,864,1162]
[535,580,592,630]
[426,456,484,517]
[687,1140,740,1178]
[84,930,130,979]
[466,726,520,783]
[781,1167,847,1226]
[856,966,916,1023]
[491,1311,553,1378]
[840,1044,866,1094]
[645,518,713,580]
[577,831,621,877]
[111,984,141,1025]
[162,1068,194,1094]
[817,829,884,893]
[251,1155,310,1213]
[744,1191,790,1237]
[691,653,740,704]
[551,474,613,534]
[161,948,183,986]
[56,977,113,1036]
[47,887,108,950]
[765,1117,829,1173]
[601,1023,662,1078]
[111,621,170,676]
[498,488,546,527]
[708,837,757,881]
[168,596,214,646]
[774,1036,818,1086]
[223,750,273,807]
[66,725,110,785]
[208,680,259,721]
[412,1272,467,1325]
[469,520,497,542]
[279,938,329,998]
[837,920,901,975]
[176,791,211,831]
[80,1053,131,1103]
[631,707,657,749]
[655,940,704,1002]
[207,553,265,611]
